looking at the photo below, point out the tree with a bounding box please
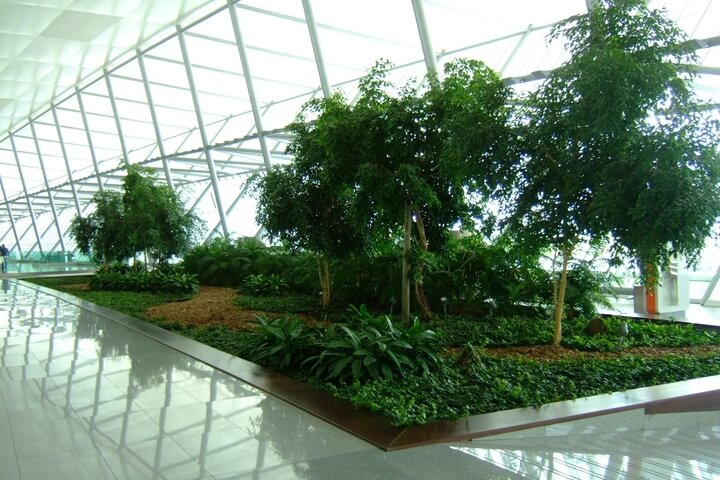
[69,166,204,267]
[593,93,720,284]
[348,63,447,321]
[508,0,720,345]
[254,93,364,306]
[70,190,130,266]
[254,59,513,320]
[121,165,204,266]
[349,60,514,322]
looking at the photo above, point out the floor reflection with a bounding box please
[1,280,719,479]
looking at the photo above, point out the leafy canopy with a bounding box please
[252,58,515,319]
[254,92,363,258]
[505,0,720,344]
[509,0,720,279]
[70,165,205,266]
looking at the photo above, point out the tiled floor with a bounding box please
[1,280,719,479]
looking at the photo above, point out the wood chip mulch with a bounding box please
[124,286,720,361]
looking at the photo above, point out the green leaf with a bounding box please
[330,356,353,379]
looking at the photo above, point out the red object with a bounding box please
[646,288,657,315]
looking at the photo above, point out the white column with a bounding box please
[301,0,331,97]
[8,133,44,257]
[176,25,230,238]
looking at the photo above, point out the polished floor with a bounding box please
[1,280,719,479]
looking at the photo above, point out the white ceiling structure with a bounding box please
[0,0,229,134]
[0,0,718,259]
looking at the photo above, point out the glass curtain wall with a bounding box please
[0,0,717,277]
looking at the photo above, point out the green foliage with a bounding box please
[186,232,613,318]
[156,323,256,358]
[153,271,200,295]
[509,0,704,251]
[90,269,199,294]
[560,0,720,282]
[253,58,516,320]
[242,315,318,372]
[563,316,720,351]
[122,165,205,265]
[54,288,188,321]
[252,91,371,306]
[69,165,204,267]
[430,316,553,349]
[424,234,550,314]
[70,190,131,265]
[330,247,402,308]
[30,277,720,428]
[563,260,616,317]
[22,275,94,290]
[332,352,720,426]
[182,237,316,291]
[505,0,719,343]
[435,58,516,202]
[241,274,287,296]
[255,92,365,259]
[305,305,442,382]
[101,261,136,274]
[182,237,261,286]
[429,314,720,352]
[234,294,319,313]
[417,234,614,318]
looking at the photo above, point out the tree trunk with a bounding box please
[402,206,412,325]
[317,255,331,307]
[552,245,573,346]
[551,249,559,309]
[412,209,432,319]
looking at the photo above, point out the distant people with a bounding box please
[0,244,8,273]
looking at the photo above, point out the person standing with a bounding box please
[1,244,8,273]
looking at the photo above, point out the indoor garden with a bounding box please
[26,0,720,427]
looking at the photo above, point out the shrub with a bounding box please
[243,315,318,372]
[241,274,287,296]
[181,237,263,286]
[152,271,200,294]
[90,269,199,294]
[330,249,402,308]
[182,237,317,292]
[234,294,320,313]
[563,261,617,318]
[305,305,442,382]
[422,235,552,315]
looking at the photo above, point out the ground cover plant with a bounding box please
[25,276,192,320]
[23,274,720,427]
[91,263,199,295]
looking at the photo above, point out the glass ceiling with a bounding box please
[0,0,717,259]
